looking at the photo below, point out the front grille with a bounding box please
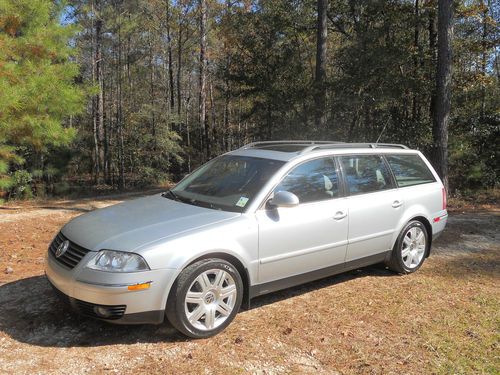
[48,232,91,269]
[74,299,127,320]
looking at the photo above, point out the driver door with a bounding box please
[255,157,348,287]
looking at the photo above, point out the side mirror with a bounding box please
[268,191,299,208]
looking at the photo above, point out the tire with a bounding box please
[166,258,243,338]
[387,220,429,274]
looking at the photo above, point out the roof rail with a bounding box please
[372,143,409,149]
[239,140,341,150]
[237,141,409,153]
[300,142,409,154]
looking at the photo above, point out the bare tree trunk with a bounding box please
[223,89,229,151]
[117,10,125,190]
[432,0,453,191]
[412,0,421,123]
[103,94,110,185]
[177,16,183,120]
[199,0,209,159]
[186,85,192,173]
[314,0,328,132]
[223,0,232,151]
[166,0,175,112]
[428,3,437,138]
[480,0,488,118]
[91,0,99,184]
[95,0,105,184]
[148,31,157,151]
[209,81,217,153]
[237,94,242,147]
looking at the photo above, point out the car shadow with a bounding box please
[0,265,397,348]
[0,276,187,347]
[37,206,94,213]
[249,264,397,309]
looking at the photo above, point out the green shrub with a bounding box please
[135,166,166,187]
[53,181,70,196]
[10,170,33,199]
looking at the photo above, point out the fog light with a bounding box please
[94,306,112,318]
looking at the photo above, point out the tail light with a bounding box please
[442,187,447,210]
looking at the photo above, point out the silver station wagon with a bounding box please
[46,141,448,338]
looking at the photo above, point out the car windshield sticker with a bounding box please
[235,196,249,208]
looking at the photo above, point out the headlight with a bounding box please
[87,250,150,272]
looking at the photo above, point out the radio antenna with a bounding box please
[376,119,390,144]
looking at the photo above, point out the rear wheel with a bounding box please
[166,258,243,338]
[387,220,428,274]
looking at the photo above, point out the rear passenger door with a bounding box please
[339,154,403,262]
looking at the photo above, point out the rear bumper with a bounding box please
[431,212,448,241]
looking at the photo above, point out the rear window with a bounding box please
[386,154,436,187]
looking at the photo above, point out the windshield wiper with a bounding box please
[163,190,202,206]
[162,190,225,211]
[161,190,180,201]
[188,199,219,210]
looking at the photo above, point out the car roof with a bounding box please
[228,141,417,162]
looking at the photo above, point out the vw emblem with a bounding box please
[55,240,70,258]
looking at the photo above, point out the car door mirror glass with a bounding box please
[268,191,299,208]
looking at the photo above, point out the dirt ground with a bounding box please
[0,193,498,374]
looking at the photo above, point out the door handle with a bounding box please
[392,200,403,208]
[333,211,347,220]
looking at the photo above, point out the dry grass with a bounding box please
[0,195,498,374]
[448,188,499,213]
[416,251,499,374]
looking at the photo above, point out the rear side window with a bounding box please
[275,157,339,203]
[386,154,436,187]
[339,155,394,195]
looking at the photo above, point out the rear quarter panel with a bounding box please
[387,151,447,248]
[391,183,447,248]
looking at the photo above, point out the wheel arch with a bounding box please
[168,251,252,310]
[391,214,433,259]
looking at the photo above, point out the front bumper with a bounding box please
[47,278,165,324]
[45,252,177,325]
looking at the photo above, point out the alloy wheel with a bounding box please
[401,226,426,269]
[184,269,238,331]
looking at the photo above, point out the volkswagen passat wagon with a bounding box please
[46,141,448,338]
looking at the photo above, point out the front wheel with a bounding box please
[166,258,243,338]
[387,220,429,274]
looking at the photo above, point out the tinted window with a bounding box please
[275,158,339,203]
[340,155,393,195]
[171,156,284,212]
[386,154,436,187]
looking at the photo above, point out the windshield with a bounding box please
[168,155,285,212]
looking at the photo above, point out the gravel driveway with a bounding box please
[0,196,498,374]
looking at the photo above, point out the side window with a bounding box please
[386,154,436,187]
[339,155,393,195]
[275,158,339,204]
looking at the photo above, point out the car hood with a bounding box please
[61,194,240,252]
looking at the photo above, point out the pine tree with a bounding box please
[0,0,85,197]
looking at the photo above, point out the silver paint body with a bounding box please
[45,147,448,318]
